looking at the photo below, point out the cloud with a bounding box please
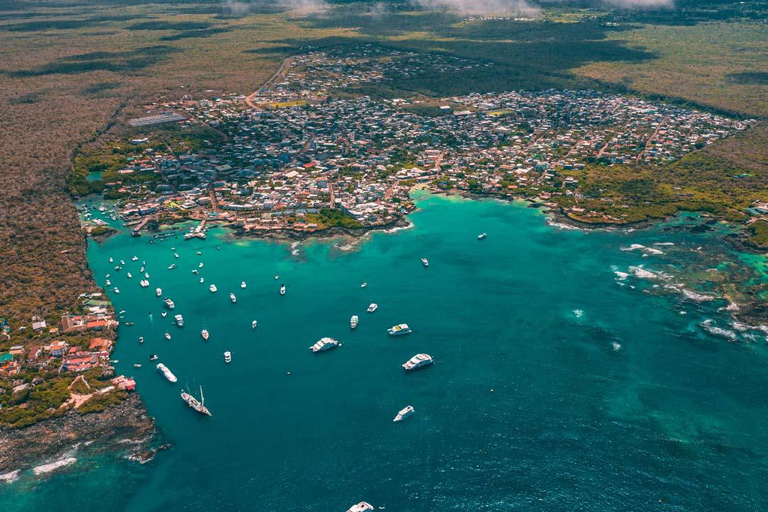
[222,0,329,17]
[411,0,674,16]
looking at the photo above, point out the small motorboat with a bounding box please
[134,363,142,368]
[210,284,217,293]
[193,269,198,275]
[241,281,246,289]
[280,284,286,295]
[200,277,205,283]
[274,275,279,280]
[139,336,144,344]
[161,311,167,318]
[346,502,374,512]
[478,232,487,240]
[421,257,429,268]
[165,332,171,340]
[361,282,368,288]
[149,354,158,361]
[127,272,133,278]
[367,303,378,313]
[198,262,203,268]
[251,320,258,329]
[230,293,237,303]
[201,329,209,341]
[113,287,120,294]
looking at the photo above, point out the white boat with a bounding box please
[403,353,434,371]
[133,363,142,368]
[127,272,133,278]
[210,284,217,293]
[478,232,487,240]
[393,405,415,422]
[181,386,211,416]
[350,315,359,329]
[224,351,232,363]
[361,282,368,288]
[140,280,149,288]
[251,320,258,329]
[105,279,111,286]
[200,277,204,284]
[280,284,286,295]
[140,267,145,273]
[198,262,203,268]
[144,272,150,279]
[157,363,177,383]
[113,287,120,294]
[131,256,138,261]
[156,287,162,297]
[109,257,113,263]
[310,337,341,353]
[201,329,209,341]
[138,336,144,344]
[367,303,378,313]
[168,264,176,270]
[347,503,374,512]
[421,257,429,267]
[175,314,184,327]
[164,298,175,309]
[274,275,279,280]
[241,281,246,289]
[165,332,171,340]
[193,269,198,275]
[388,323,411,336]
[120,260,125,265]
[174,253,179,259]
[230,293,237,303]
[115,266,121,271]
[149,354,158,361]
[196,251,202,255]
[161,311,167,318]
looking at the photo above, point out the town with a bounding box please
[77,45,754,237]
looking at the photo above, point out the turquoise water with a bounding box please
[4,193,768,511]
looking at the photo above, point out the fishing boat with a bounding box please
[157,363,177,383]
[478,232,487,240]
[251,320,258,329]
[393,405,415,422]
[210,284,217,293]
[350,315,359,329]
[403,353,434,371]
[240,281,246,289]
[346,503,374,512]
[421,257,429,268]
[388,323,412,336]
[367,303,378,313]
[201,329,209,341]
[224,351,232,363]
[165,332,171,340]
[310,337,341,353]
[181,386,211,416]
[230,293,237,304]
[280,284,286,295]
[156,287,162,297]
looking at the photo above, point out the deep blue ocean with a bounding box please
[3,192,768,511]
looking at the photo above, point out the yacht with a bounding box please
[224,351,232,363]
[168,264,176,270]
[478,232,487,240]
[201,329,209,341]
[350,315,359,329]
[157,363,177,383]
[421,257,429,267]
[210,284,217,293]
[251,320,258,329]
[149,354,158,361]
[367,303,378,313]
[388,323,412,336]
[346,503,374,512]
[230,293,237,303]
[280,284,286,295]
[403,353,434,371]
[165,332,171,340]
[181,387,211,416]
[175,314,184,327]
[361,282,368,288]
[393,405,415,422]
[241,281,246,289]
[156,287,162,297]
[164,298,175,309]
[310,337,341,353]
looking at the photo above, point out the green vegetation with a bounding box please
[77,390,127,415]
[306,208,363,229]
[748,221,768,249]
[0,377,70,429]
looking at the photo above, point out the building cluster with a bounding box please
[97,46,752,233]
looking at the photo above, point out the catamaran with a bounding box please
[393,405,415,422]
[388,323,412,336]
[157,363,177,383]
[181,386,211,416]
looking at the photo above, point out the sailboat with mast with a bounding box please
[181,386,212,416]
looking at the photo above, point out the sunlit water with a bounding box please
[3,192,768,511]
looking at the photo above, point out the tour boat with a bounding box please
[181,387,211,416]
[350,315,359,329]
[156,287,162,297]
[280,284,286,295]
[164,298,175,309]
[478,232,487,240]
[157,363,177,383]
[421,257,429,267]
[393,405,415,422]
[165,332,171,340]
[346,503,374,512]
[201,329,209,341]
[251,320,258,329]
[367,303,378,313]
[402,353,434,371]
[224,351,232,363]
[241,281,246,289]
[230,293,237,303]
[210,284,217,293]
[310,337,341,353]
[175,314,184,327]
[388,323,412,336]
